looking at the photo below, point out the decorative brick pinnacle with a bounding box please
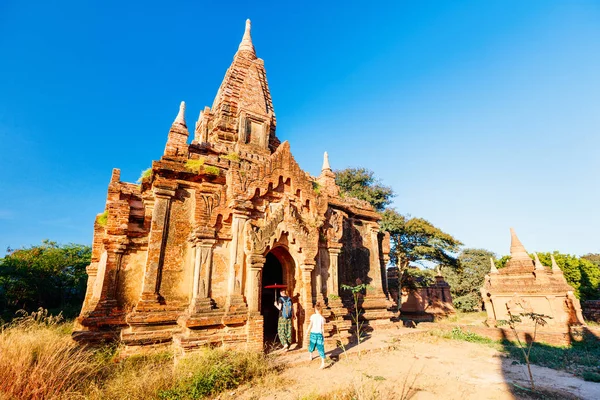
[551,254,561,272]
[534,252,545,270]
[174,101,186,126]
[489,257,499,274]
[509,227,530,262]
[322,151,331,171]
[237,19,256,57]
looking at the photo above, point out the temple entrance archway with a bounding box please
[260,246,297,347]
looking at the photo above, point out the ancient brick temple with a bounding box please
[73,20,394,351]
[481,228,586,328]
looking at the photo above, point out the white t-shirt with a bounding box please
[310,313,325,334]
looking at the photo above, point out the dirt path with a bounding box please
[233,329,600,400]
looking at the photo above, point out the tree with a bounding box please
[582,253,600,267]
[334,168,394,212]
[442,248,495,312]
[0,240,91,320]
[380,208,463,271]
[335,167,462,306]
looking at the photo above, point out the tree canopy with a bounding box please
[0,240,91,320]
[334,168,394,212]
[381,208,463,270]
[442,248,495,312]
[335,167,462,273]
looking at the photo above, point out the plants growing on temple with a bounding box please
[203,165,220,176]
[312,181,321,195]
[137,168,152,183]
[97,210,108,227]
[222,152,241,162]
[185,158,205,173]
[0,241,91,320]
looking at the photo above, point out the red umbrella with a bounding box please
[264,283,287,301]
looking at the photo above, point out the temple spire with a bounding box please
[489,257,499,274]
[237,19,256,58]
[163,101,189,159]
[534,253,545,271]
[174,101,186,126]
[322,151,331,171]
[509,228,531,262]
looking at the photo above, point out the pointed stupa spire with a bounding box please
[174,101,186,126]
[322,151,331,171]
[489,257,499,274]
[551,254,562,273]
[533,253,545,271]
[509,228,531,262]
[237,19,256,58]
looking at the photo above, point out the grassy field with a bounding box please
[0,310,275,400]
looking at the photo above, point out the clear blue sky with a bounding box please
[1,1,598,258]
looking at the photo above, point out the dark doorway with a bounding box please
[261,252,284,345]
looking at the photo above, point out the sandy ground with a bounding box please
[232,328,600,400]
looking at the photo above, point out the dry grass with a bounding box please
[0,309,275,400]
[0,309,104,400]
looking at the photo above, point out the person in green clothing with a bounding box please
[274,289,293,351]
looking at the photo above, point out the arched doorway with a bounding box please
[261,252,283,345]
[260,247,296,348]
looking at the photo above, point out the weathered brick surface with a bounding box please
[73,20,397,352]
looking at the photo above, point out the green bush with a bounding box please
[583,371,600,382]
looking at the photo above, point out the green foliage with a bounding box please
[158,349,270,399]
[222,152,241,162]
[341,283,370,348]
[447,326,494,344]
[0,241,91,320]
[185,158,205,173]
[582,253,600,267]
[334,168,394,212]
[442,248,495,312]
[203,165,220,176]
[401,267,436,291]
[137,168,152,183]
[497,311,551,390]
[496,255,510,269]
[381,208,463,271]
[312,181,321,195]
[583,371,600,382]
[97,210,108,227]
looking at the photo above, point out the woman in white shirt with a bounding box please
[305,302,326,369]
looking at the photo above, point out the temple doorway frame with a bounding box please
[260,246,299,347]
